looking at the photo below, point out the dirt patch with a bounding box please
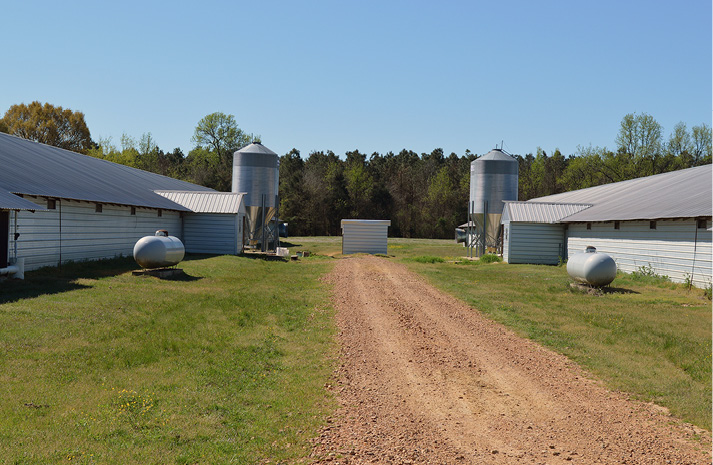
[309,255,710,464]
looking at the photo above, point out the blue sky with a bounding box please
[2,0,710,158]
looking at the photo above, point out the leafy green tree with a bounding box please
[86,136,117,159]
[615,113,663,176]
[191,112,252,191]
[324,155,349,235]
[1,101,93,153]
[560,145,622,191]
[186,147,221,188]
[344,150,374,217]
[667,122,692,157]
[87,134,139,167]
[300,152,326,235]
[278,149,306,234]
[425,166,459,237]
[366,152,394,223]
[385,150,421,237]
[691,123,712,166]
[298,151,348,235]
[159,148,188,179]
[515,153,535,199]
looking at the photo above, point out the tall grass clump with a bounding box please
[628,264,673,287]
[410,255,446,264]
[479,253,502,264]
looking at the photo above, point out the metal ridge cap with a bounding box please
[508,200,594,206]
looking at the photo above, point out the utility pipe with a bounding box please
[689,220,699,290]
[13,210,18,262]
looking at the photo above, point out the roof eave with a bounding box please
[9,191,190,212]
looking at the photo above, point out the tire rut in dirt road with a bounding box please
[309,256,710,464]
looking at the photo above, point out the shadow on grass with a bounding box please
[162,272,202,282]
[602,286,640,295]
[181,253,217,262]
[182,252,289,263]
[131,269,204,282]
[569,283,640,296]
[0,256,137,305]
[239,252,289,262]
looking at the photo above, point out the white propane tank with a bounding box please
[567,246,617,287]
[133,230,185,269]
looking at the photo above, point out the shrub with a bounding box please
[629,264,671,285]
[479,254,502,264]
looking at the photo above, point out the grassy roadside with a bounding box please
[380,238,711,431]
[0,253,337,464]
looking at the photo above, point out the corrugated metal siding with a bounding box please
[506,223,566,265]
[183,213,240,255]
[155,191,244,214]
[568,219,712,287]
[532,165,711,221]
[503,202,592,223]
[232,144,279,208]
[341,220,390,254]
[503,223,511,262]
[11,196,181,270]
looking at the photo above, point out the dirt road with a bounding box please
[309,256,710,464]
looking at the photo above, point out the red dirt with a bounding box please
[309,255,710,464]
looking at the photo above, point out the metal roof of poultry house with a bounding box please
[0,189,47,211]
[502,202,593,224]
[155,191,244,213]
[0,132,215,211]
[528,165,711,222]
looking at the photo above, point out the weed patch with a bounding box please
[410,255,446,264]
[479,254,502,264]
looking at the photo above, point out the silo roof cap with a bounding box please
[476,149,516,162]
[235,142,278,156]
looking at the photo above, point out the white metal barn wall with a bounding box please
[567,219,712,287]
[11,196,181,271]
[504,222,566,265]
[341,220,391,255]
[183,213,242,255]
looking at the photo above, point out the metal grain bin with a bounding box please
[469,149,518,254]
[232,143,279,251]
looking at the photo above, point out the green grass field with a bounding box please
[0,237,710,464]
[0,253,336,464]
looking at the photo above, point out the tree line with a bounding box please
[1,102,710,239]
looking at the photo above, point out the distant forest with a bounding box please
[2,103,711,239]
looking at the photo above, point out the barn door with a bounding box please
[0,210,9,268]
